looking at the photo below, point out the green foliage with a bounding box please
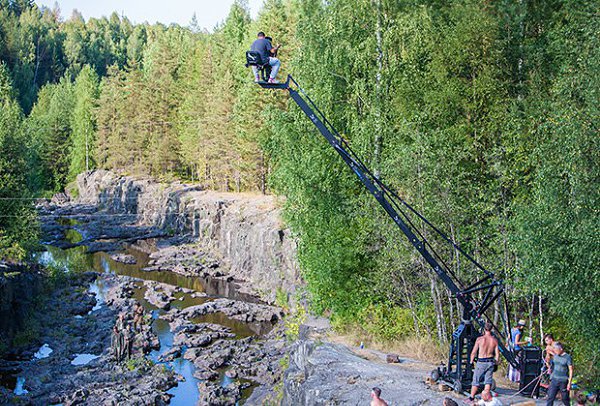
[358,304,416,342]
[26,77,75,191]
[0,0,597,383]
[68,65,99,180]
[0,62,39,260]
[275,287,289,311]
[12,325,38,347]
[284,303,306,341]
[510,1,600,380]
[125,356,154,372]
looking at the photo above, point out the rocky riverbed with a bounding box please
[0,269,177,405]
[1,190,290,405]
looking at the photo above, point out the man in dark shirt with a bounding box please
[546,342,573,405]
[250,31,281,83]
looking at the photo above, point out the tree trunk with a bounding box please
[372,0,384,177]
[528,293,535,340]
[260,151,266,195]
[434,281,447,341]
[538,291,544,345]
[430,276,444,343]
[400,272,420,335]
[447,289,455,333]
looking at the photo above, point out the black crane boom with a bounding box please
[257,75,522,392]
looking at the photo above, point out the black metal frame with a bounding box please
[256,74,533,392]
[245,52,272,82]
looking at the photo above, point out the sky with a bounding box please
[35,0,264,30]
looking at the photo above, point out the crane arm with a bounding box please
[258,75,519,370]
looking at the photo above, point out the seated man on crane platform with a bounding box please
[250,31,281,83]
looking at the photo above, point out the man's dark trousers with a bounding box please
[546,379,570,405]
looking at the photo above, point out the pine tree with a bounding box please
[0,63,37,260]
[26,76,75,190]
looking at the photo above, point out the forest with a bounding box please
[0,0,598,384]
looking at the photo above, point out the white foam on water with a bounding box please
[74,315,83,319]
[13,376,28,395]
[70,353,100,366]
[33,343,53,359]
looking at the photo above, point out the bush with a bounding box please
[357,303,415,342]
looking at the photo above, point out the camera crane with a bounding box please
[251,71,541,393]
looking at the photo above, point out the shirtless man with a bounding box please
[544,334,557,370]
[370,387,388,406]
[469,322,500,403]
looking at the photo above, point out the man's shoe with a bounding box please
[254,76,260,83]
[268,78,279,84]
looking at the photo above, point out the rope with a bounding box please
[0,212,201,218]
[504,373,543,400]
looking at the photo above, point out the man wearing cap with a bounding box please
[546,342,573,405]
[511,319,529,352]
[508,319,529,382]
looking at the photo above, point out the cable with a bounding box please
[291,77,471,287]
[292,77,495,279]
[504,373,543,400]
[0,211,201,218]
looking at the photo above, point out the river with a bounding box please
[32,219,273,404]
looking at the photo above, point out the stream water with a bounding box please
[31,221,273,405]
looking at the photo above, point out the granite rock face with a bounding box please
[76,170,300,303]
[0,263,45,351]
[282,328,448,406]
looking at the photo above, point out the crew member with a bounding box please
[511,319,529,352]
[250,31,281,83]
[469,322,500,403]
[508,319,528,382]
[544,333,557,369]
[133,302,144,332]
[370,387,388,406]
[546,342,573,406]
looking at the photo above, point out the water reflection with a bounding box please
[13,376,28,395]
[190,314,271,338]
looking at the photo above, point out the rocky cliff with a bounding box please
[0,263,45,354]
[282,327,447,406]
[75,170,300,303]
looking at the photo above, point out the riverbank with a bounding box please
[2,169,296,404]
[0,267,177,405]
[74,169,301,304]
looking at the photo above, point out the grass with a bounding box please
[329,323,446,364]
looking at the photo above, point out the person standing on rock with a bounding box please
[111,324,123,363]
[112,313,128,363]
[133,302,144,332]
[122,323,133,360]
[468,322,500,404]
[370,387,388,406]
